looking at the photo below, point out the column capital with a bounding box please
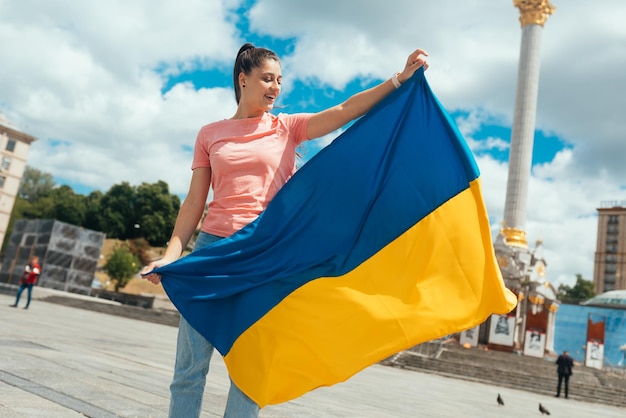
[513,0,556,27]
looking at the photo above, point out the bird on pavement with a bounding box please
[539,403,551,415]
[497,393,504,406]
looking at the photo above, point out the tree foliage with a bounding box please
[83,190,104,232]
[134,181,180,246]
[557,274,596,304]
[50,185,87,225]
[8,166,181,248]
[94,180,180,246]
[97,182,135,239]
[102,243,141,292]
[18,166,55,203]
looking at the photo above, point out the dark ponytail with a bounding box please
[233,43,280,103]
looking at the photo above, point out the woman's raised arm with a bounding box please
[306,48,428,140]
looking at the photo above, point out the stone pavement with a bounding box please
[1,293,624,418]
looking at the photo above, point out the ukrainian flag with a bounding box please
[154,68,517,407]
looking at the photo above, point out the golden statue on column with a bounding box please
[488,1,559,357]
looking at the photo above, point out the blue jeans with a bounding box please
[14,283,33,307]
[168,232,259,418]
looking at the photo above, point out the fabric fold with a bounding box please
[154,68,517,407]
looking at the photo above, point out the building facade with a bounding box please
[594,201,626,293]
[0,113,36,245]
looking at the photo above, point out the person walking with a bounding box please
[142,43,428,418]
[555,350,574,398]
[10,255,41,310]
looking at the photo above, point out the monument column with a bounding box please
[502,0,555,246]
[490,1,557,353]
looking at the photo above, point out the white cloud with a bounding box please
[0,0,241,193]
[477,148,603,287]
[455,110,510,152]
[1,0,624,290]
[250,0,626,185]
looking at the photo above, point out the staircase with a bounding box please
[383,342,626,408]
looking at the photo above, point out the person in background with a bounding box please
[10,255,41,310]
[142,43,428,418]
[555,350,574,398]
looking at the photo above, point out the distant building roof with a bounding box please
[0,113,36,143]
[582,290,626,309]
[0,112,15,128]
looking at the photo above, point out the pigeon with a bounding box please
[497,393,504,406]
[539,403,551,415]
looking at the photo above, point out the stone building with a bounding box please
[0,219,105,295]
[0,113,36,245]
[594,201,626,293]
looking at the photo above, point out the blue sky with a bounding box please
[1,0,625,287]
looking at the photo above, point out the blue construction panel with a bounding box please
[554,304,626,367]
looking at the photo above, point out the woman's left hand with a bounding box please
[397,49,429,84]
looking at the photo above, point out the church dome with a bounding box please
[582,290,626,309]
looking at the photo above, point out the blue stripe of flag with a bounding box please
[154,68,479,355]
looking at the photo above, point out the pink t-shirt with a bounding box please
[192,112,311,237]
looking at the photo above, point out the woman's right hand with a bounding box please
[140,257,175,285]
[397,48,429,84]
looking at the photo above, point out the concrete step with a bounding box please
[384,345,626,409]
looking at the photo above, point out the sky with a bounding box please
[1,0,625,288]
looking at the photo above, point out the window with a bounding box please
[606,254,617,263]
[607,224,619,234]
[5,139,16,152]
[608,215,619,224]
[0,176,5,188]
[1,157,11,170]
[604,273,616,284]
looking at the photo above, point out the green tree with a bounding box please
[102,243,141,292]
[23,194,54,219]
[18,166,56,203]
[20,185,87,226]
[83,190,103,232]
[6,169,180,250]
[49,185,87,226]
[1,196,32,254]
[134,180,180,246]
[98,182,136,239]
[557,274,596,304]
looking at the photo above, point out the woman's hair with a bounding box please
[233,43,280,103]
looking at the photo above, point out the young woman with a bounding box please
[142,43,428,418]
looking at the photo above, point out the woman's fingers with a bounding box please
[142,272,162,285]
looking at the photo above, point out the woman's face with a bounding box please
[240,58,282,114]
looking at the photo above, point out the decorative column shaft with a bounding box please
[502,1,555,247]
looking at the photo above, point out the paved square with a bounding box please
[1,293,623,417]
